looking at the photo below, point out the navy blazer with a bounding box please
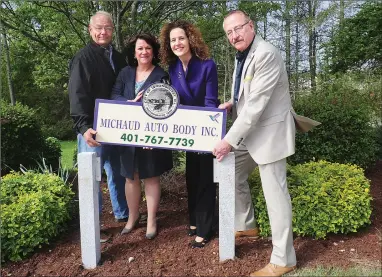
[111,65,169,101]
[168,56,219,108]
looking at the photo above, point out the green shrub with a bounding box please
[42,137,62,171]
[1,172,74,262]
[41,118,76,141]
[290,90,378,169]
[1,101,45,175]
[249,161,372,239]
[377,124,382,159]
[72,145,78,167]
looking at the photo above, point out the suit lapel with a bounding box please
[176,59,194,103]
[128,66,137,98]
[231,64,237,102]
[141,66,160,92]
[237,35,262,101]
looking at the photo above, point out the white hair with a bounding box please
[89,11,113,26]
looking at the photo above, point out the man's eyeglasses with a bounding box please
[92,25,114,32]
[226,21,250,37]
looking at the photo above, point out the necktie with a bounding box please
[104,47,115,72]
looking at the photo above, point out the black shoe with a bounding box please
[121,214,140,235]
[146,229,157,240]
[190,238,208,248]
[100,231,111,243]
[115,217,129,223]
[188,227,197,236]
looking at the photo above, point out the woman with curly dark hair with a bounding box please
[160,20,219,248]
[111,33,173,240]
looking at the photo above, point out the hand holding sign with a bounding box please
[128,91,143,102]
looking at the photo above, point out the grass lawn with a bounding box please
[287,265,381,276]
[60,140,76,169]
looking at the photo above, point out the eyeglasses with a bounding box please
[226,21,250,37]
[91,25,114,32]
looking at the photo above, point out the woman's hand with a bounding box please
[127,91,143,102]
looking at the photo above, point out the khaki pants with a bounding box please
[234,144,296,267]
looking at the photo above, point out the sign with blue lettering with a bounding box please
[93,99,226,153]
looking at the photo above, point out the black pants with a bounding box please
[186,152,216,239]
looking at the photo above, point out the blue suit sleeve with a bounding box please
[204,60,219,108]
[111,68,128,101]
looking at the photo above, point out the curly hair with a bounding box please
[159,20,209,66]
[123,33,160,66]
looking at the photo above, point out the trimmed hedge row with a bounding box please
[1,172,73,262]
[249,160,372,239]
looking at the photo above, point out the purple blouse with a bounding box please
[168,56,219,108]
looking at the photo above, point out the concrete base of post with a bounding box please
[214,152,235,262]
[78,152,102,269]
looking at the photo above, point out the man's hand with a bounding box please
[213,139,232,162]
[218,101,233,112]
[83,128,101,147]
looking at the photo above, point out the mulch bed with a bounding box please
[2,161,381,277]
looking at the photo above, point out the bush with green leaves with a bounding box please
[1,171,73,262]
[42,137,62,171]
[249,160,372,239]
[1,101,45,175]
[1,102,62,175]
[290,89,378,169]
[377,124,382,159]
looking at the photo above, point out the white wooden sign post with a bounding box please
[78,152,101,269]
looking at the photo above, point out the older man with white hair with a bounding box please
[214,9,319,277]
[69,11,128,238]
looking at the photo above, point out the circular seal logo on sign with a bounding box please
[142,83,179,119]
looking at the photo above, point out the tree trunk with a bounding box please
[308,0,317,92]
[2,27,15,105]
[294,3,300,96]
[263,14,267,40]
[112,2,123,52]
[285,0,291,86]
[339,0,345,25]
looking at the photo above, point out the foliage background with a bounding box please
[2,1,381,140]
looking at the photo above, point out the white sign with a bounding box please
[94,99,227,153]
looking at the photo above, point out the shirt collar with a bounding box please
[235,36,255,61]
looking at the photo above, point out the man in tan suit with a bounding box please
[214,10,319,277]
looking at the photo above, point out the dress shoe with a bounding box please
[190,237,209,248]
[235,228,259,238]
[250,263,296,277]
[115,217,129,223]
[121,214,140,235]
[145,229,157,240]
[100,231,111,243]
[146,221,158,240]
[188,227,197,236]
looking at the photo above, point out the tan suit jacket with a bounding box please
[225,35,320,165]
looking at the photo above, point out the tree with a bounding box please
[326,1,382,73]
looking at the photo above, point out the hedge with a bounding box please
[249,160,372,239]
[289,90,378,169]
[1,101,61,175]
[1,172,73,262]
